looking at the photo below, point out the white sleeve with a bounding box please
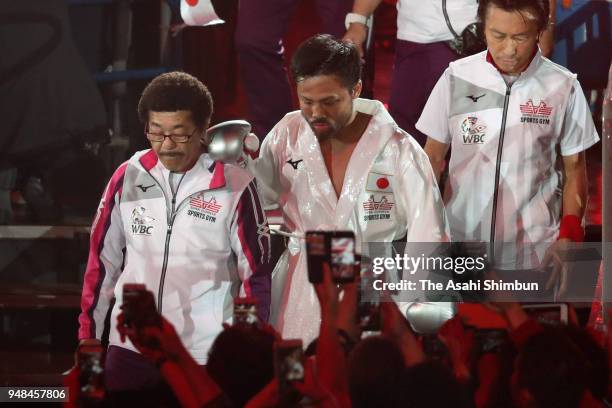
[78,163,127,340]
[394,140,450,306]
[245,129,282,208]
[416,69,452,144]
[559,78,600,156]
[398,140,450,243]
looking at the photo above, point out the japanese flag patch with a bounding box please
[366,172,394,193]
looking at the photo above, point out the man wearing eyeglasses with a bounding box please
[77,72,271,397]
[418,0,598,286]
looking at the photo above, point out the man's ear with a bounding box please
[351,80,363,99]
[200,121,211,145]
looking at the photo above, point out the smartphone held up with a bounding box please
[306,230,357,284]
[76,343,105,402]
[233,297,259,326]
[121,284,162,331]
[274,339,305,395]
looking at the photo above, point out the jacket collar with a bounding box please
[207,160,226,189]
[138,149,159,171]
[138,149,226,191]
[485,46,541,79]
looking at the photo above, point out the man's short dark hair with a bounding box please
[478,0,550,32]
[516,327,592,408]
[290,34,362,89]
[348,336,405,408]
[137,71,213,129]
[206,325,275,407]
[562,325,610,400]
[398,362,472,408]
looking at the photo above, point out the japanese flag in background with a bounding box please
[181,0,224,26]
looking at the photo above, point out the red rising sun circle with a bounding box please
[376,178,389,189]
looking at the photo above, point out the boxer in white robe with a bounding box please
[248,35,449,344]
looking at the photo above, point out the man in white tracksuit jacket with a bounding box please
[249,35,449,344]
[419,0,599,281]
[78,72,271,393]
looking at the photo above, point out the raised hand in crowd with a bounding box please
[243,378,281,408]
[380,297,425,367]
[313,262,354,408]
[335,266,361,343]
[438,315,474,383]
[246,357,340,408]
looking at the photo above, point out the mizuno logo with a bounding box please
[286,159,303,170]
[466,94,486,102]
[137,184,155,192]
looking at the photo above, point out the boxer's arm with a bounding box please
[245,135,281,209]
[424,138,450,184]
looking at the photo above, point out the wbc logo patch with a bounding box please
[520,99,553,125]
[460,116,486,144]
[131,206,156,235]
[362,195,394,222]
[188,193,222,222]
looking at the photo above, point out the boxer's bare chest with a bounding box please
[319,113,371,199]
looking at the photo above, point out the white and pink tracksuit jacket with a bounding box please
[78,149,271,364]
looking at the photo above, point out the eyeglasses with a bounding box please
[145,125,199,143]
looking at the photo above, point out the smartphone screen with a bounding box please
[274,340,304,395]
[331,236,355,283]
[233,297,259,326]
[473,329,508,354]
[357,255,380,331]
[122,283,161,329]
[77,344,105,400]
[306,232,326,283]
[522,303,568,325]
[358,302,381,332]
[306,231,356,283]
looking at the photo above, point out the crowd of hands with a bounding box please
[66,263,612,408]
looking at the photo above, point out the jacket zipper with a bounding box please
[141,168,184,313]
[489,84,512,265]
[157,195,176,313]
[157,175,185,313]
[142,167,223,314]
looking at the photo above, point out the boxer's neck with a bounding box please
[321,112,372,198]
[332,111,370,145]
